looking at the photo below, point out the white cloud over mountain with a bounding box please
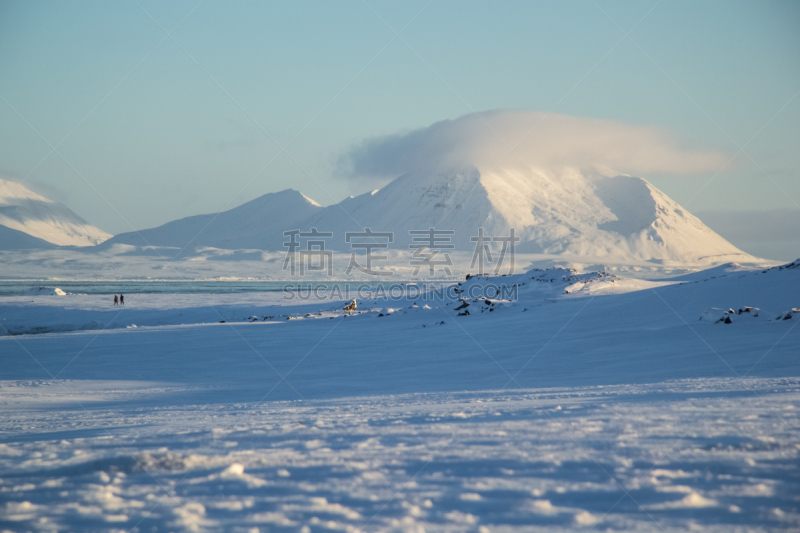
[340,110,728,180]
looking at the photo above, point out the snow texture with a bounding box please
[1,260,798,531]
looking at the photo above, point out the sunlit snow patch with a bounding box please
[24,286,66,296]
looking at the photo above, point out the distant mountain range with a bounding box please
[0,178,111,248]
[0,168,755,267]
[103,166,751,266]
[104,189,322,251]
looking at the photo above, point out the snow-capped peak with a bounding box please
[0,179,52,205]
[0,178,111,248]
[301,193,321,207]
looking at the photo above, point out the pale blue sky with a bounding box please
[1,0,798,248]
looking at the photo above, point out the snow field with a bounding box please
[1,379,798,532]
[1,262,798,531]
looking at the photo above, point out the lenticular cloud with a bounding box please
[341,110,727,180]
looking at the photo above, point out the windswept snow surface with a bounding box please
[0,179,111,247]
[1,262,799,531]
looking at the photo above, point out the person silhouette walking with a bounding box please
[113,295,118,305]
[120,294,124,305]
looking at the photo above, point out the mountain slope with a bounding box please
[295,167,497,250]
[294,166,750,265]
[105,189,323,251]
[0,224,57,250]
[100,166,752,267]
[0,179,111,248]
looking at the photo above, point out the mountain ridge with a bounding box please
[103,166,753,267]
[103,189,323,251]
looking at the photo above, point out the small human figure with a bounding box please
[120,294,124,305]
[114,295,118,305]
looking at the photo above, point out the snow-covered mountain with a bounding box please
[104,166,751,267]
[105,189,323,251]
[323,165,749,264]
[0,224,57,250]
[0,178,111,248]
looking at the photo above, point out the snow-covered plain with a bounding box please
[1,262,799,531]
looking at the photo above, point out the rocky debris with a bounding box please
[474,297,507,313]
[699,308,734,323]
[700,307,761,324]
[776,308,799,320]
[761,259,800,274]
[450,296,513,316]
[774,260,799,271]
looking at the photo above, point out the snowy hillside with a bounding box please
[0,224,56,250]
[103,166,753,268]
[0,178,111,247]
[104,189,322,251]
[302,166,750,265]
